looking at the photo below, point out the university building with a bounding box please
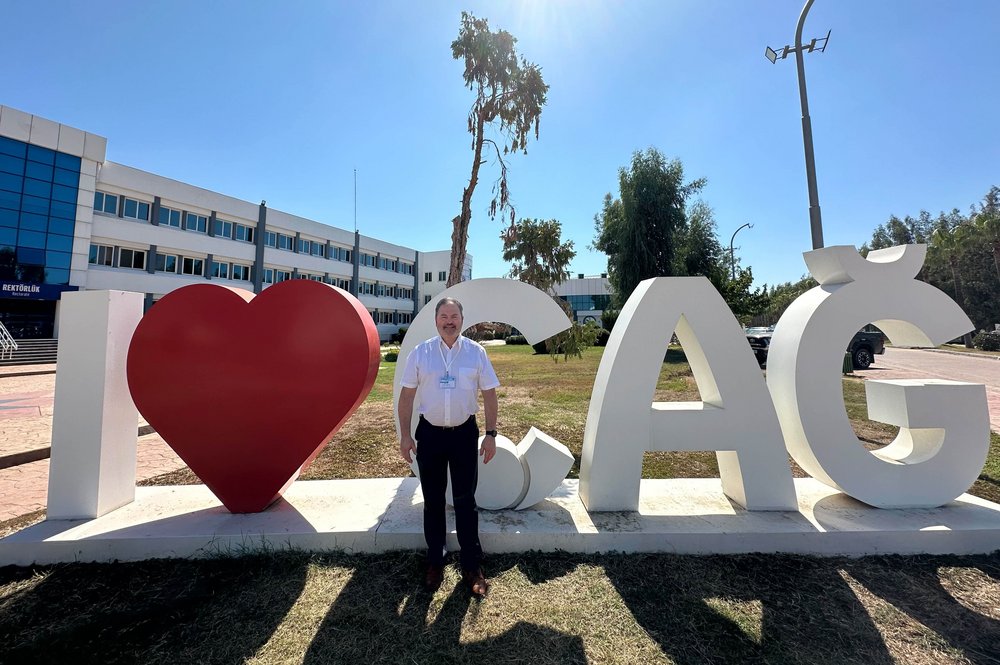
[0,105,469,342]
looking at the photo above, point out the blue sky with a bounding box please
[3,1,997,288]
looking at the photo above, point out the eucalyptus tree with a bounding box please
[448,12,548,286]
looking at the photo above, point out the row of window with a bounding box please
[424,271,448,282]
[93,190,416,274]
[370,311,413,325]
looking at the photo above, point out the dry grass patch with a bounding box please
[5,551,997,664]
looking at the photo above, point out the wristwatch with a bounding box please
[485,429,497,437]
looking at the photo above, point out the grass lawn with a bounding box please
[2,343,999,664]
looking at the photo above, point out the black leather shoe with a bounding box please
[463,568,488,598]
[425,564,444,592]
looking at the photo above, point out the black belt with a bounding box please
[420,415,474,430]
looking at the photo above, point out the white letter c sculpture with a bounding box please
[394,278,575,510]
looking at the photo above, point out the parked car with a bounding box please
[746,327,885,369]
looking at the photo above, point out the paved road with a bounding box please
[854,347,1000,432]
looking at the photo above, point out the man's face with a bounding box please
[436,303,463,341]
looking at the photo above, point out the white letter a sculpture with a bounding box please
[580,277,797,512]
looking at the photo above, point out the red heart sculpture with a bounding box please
[126,280,380,512]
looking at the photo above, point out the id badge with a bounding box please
[439,373,457,390]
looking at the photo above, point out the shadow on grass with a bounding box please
[603,553,895,665]
[303,552,586,664]
[842,555,1000,665]
[0,553,309,664]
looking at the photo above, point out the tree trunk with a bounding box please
[951,259,975,347]
[992,242,1000,284]
[448,115,486,287]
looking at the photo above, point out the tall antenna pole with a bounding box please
[353,168,357,233]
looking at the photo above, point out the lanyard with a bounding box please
[438,337,460,377]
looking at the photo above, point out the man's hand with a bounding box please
[481,435,496,464]
[399,435,417,464]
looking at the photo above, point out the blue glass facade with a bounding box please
[560,294,612,313]
[0,135,80,286]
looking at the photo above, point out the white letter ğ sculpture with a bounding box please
[766,244,989,508]
[579,277,797,512]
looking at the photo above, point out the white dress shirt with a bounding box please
[400,335,500,427]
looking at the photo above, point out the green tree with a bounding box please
[448,12,548,286]
[502,218,575,294]
[592,148,706,306]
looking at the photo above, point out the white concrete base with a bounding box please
[3,478,1000,565]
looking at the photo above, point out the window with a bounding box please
[181,257,204,276]
[379,256,398,271]
[438,271,446,281]
[263,268,274,284]
[88,244,113,266]
[400,262,413,276]
[360,281,375,295]
[311,241,325,257]
[122,197,150,221]
[155,253,178,273]
[277,233,294,251]
[399,313,412,324]
[378,311,394,324]
[93,191,118,215]
[214,219,233,238]
[330,246,352,262]
[118,248,146,270]
[360,252,376,267]
[275,269,291,283]
[211,261,229,279]
[424,295,432,305]
[184,212,208,233]
[297,238,309,253]
[231,263,251,281]
[159,206,181,228]
[309,274,324,282]
[234,223,254,243]
[398,287,412,300]
[424,272,432,282]
[264,231,276,247]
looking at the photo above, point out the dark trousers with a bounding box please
[415,415,482,572]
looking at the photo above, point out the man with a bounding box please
[397,297,500,597]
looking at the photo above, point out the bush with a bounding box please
[390,327,408,344]
[973,330,1000,351]
[383,351,399,362]
[595,327,610,347]
[601,309,620,332]
[532,340,548,354]
[505,335,528,345]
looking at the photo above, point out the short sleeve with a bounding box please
[400,347,420,388]
[478,346,500,390]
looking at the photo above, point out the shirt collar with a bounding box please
[438,335,462,354]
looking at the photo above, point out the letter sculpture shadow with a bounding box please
[127,281,381,513]
[394,279,575,510]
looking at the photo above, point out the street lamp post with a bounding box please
[765,0,830,250]
[729,222,753,280]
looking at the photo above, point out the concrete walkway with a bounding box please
[0,367,185,522]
